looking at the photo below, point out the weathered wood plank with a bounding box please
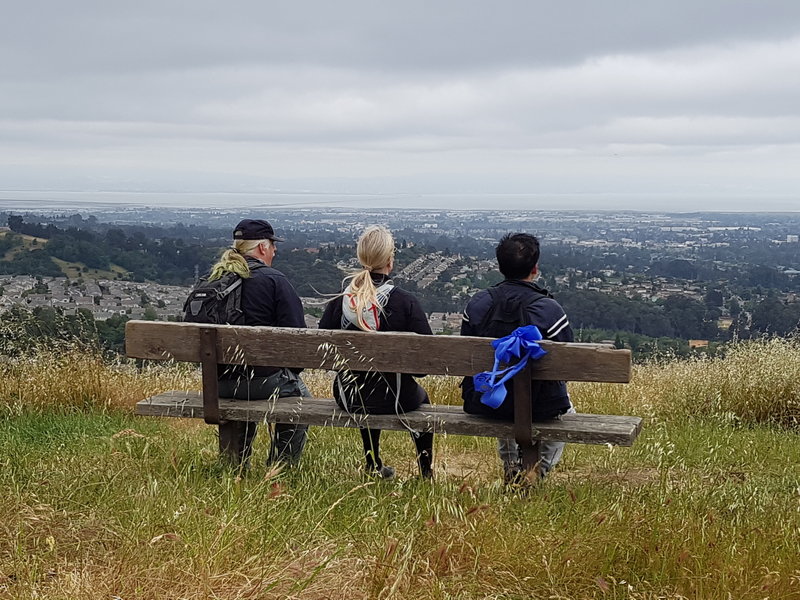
[135,391,639,426]
[134,391,643,425]
[135,391,643,446]
[125,320,631,383]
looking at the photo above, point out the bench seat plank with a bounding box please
[135,391,643,446]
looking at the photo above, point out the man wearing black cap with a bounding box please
[208,218,309,468]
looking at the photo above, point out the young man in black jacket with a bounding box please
[461,233,574,481]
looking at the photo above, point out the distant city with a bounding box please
[1,205,798,356]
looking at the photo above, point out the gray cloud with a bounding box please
[1,1,800,209]
[7,1,800,73]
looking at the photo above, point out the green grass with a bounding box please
[0,232,48,261]
[0,232,128,278]
[1,410,798,598]
[50,256,129,279]
[0,339,799,598]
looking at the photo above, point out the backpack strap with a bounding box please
[486,286,501,304]
[476,283,549,338]
[494,282,550,316]
[222,276,244,323]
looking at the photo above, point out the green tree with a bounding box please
[614,333,625,349]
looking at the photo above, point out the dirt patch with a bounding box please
[552,466,661,486]
[435,448,499,482]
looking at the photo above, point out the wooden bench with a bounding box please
[126,320,642,476]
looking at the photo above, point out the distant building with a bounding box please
[428,312,446,334]
[688,340,709,349]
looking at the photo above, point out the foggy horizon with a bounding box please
[1,188,798,214]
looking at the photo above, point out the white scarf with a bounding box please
[341,281,395,331]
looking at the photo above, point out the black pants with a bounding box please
[217,369,310,468]
[360,428,434,477]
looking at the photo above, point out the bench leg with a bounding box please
[512,364,542,482]
[499,437,542,483]
[199,327,221,425]
[519,440,542,480]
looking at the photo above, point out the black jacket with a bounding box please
[319,274,432,414]
[220,257,305,380]
[460,279,573,420]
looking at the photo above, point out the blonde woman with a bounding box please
[209,219,310,468]
[319,226,434,479]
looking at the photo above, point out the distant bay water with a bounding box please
[0,190,797,212]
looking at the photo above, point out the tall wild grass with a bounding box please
[574,336,800,427]
[1,326,798,598]
[0,347,197,415]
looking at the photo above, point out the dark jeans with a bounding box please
[217,369,310,468]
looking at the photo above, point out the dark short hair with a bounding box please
[496,233,540,279]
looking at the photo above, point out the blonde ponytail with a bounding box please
[346,226,395,331]
[208,239,267,281]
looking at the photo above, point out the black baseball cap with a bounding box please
[232,219,284,242]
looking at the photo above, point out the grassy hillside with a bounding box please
[1,231,129,279]
[0,339,798,599]
[50,256,128,279]
[1,231,48,260]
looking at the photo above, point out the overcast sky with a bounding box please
[2,1,800,211]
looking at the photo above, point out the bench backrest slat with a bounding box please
[125,320,631,383]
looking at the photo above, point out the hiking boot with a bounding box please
[504,466,545,486]
[503,467,524,486]
[365,464,396,480]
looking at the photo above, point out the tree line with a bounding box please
[4,214,798,348]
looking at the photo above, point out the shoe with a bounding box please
[504,466,545,486]
[366,465,396,480]
[503,467,524,486]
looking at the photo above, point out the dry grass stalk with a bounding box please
[1,335,799,598]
